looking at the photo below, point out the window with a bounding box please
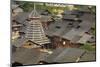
[76,25,80,29]
[55,26,61,29]
[29,43,32,46]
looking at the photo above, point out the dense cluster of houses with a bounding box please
[11,2,96,66]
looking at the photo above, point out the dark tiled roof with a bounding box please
[45,48,85,63]
[79,51,96,62]
[46,13,95,43]
[12,37,26,47]
[44,48,85,63]
[14,12,30,24]
[12,48,49,65]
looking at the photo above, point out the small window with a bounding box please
[55,26,61,29]
[76,25,80,29]
[78,20,82,23]
[26,18,31,21]
[85,32,89,34]
[68,23,73,25]
[91,36,94,39]
[87,41,91,43]
[29,43,32,46]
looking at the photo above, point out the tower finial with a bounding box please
[29,3,40,19]
[34,3,35,11]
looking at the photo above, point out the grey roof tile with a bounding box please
[44,48,85,63]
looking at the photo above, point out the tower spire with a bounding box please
[29,3,40,19]
[33,3,35,16]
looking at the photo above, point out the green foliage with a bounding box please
[19,2,96,16]
[80,43,95,51]
[91,23,96,35]
[74,5,81,9]
[20,2,70,14]
[20,2,34,12]
[89,6,96,13]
